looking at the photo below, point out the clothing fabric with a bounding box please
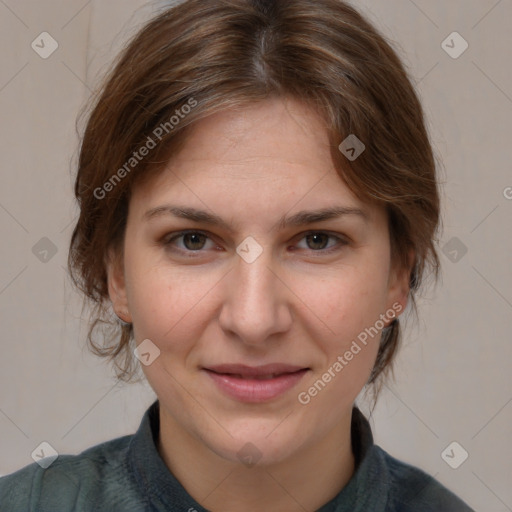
[0,400,474,511]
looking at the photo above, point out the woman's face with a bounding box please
[108,96,409,465]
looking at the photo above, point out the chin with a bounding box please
[203,419,309,467]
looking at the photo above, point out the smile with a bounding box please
[202,364,309,403]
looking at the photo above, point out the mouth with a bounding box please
[202,364,310,403]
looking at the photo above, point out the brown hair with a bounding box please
[68,0,441,395]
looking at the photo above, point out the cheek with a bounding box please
[303,261,391,397]
[297,271,387,413]
[125,258,223,364]
[125,262,198,342]
[312,263,390,342]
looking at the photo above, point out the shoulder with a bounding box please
[373,446,475,512]
[0,434,144,512]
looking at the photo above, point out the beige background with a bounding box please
[1,1,511,510]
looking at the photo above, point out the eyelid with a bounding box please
[295,230,350,244]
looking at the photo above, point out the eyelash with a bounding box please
[161,230,348,258]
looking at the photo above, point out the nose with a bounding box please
[218,245,293,347]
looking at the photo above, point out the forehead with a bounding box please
[128,96,381,226]
[175,96,331,166]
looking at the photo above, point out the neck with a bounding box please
[157,407,356,512]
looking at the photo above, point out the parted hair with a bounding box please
[68,0,441,396]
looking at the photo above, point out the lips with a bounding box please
[204,363,307,378]
[203,363,309,402]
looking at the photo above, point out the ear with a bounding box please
[385,248,415,322]
[106,246,132,324]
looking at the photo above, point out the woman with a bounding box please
[0,0,475,510]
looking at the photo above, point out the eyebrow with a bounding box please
[143,204,369,231]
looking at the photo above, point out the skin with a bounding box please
[107,96,411,512]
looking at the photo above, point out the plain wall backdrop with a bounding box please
[1,1,511,510]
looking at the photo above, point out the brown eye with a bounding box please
[305,233,330,250]
[181,232,207,250]
[164,231,215,255]
[295,232,347,253]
